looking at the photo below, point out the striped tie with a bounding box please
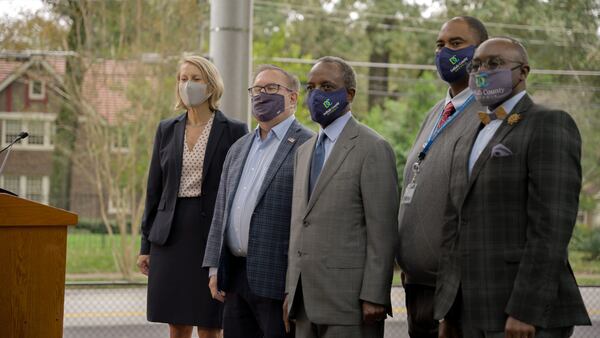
[437,101,456,129]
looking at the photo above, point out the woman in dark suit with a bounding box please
[137,55,247,338]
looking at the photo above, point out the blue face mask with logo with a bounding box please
[435,45,476,83]
[307,88,349,128]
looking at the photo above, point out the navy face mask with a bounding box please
[307,88,349,128]
[435,45,476,83]
[251,92,286,122]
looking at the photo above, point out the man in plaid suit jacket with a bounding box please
[435,38,591,338]
[203,65,313,338]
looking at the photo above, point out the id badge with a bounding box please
[401,182,417,204]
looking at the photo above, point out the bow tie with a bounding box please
[478,106,508,125]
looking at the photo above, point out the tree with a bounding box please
[360,72,442,185]
[43,0,211,278]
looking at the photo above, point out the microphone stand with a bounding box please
[0,132,29,192]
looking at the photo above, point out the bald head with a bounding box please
[477,37,529,65]
[472,37,531,100]
[447,16,488,45]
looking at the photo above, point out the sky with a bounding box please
[0,0,444,20]
[0,0,45,19]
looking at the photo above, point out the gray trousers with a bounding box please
[293,285,384,338]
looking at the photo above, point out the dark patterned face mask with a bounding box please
[469,66,521,107]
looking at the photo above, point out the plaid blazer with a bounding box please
[203,119,313,300]
[434,94,591,330]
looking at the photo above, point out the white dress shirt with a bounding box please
[209,115,295,277]
[468,91,527,175]
[318,111,352,164]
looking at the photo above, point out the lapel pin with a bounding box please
[507,113,522,126]
[288,137,296,143]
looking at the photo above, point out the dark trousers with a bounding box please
[448,287,574,338]
[404,283,438,338]
[223,256,292,338]
[461,325,574,338]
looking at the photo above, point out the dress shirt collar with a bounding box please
[320,111,352,143]
[444,87,472,109]
[253,114,296,142]
[486,90,527,115]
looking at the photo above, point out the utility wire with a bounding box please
[254,0,600,35]
[254,5,596,49]
[264,57,600,77]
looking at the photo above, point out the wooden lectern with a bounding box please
[0,193,77,338]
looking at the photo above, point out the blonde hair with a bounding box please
[174,55,224,112]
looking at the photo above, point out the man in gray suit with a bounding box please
[284,56,399,338]
[396,16,488,338]
[203,65,313,338]
[435,37,591,337]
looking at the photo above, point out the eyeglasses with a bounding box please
[467,57,523,73]
[247,83,291,97]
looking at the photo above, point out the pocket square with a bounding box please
[491,143,513,157]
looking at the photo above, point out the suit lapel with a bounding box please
[255,120,300,203]
[202,110,226,182]
[450,132,475,209]
[297,134,317,213]
[462,94,534,202]
[173,113,186,186]
[304,118,358,217]
[226,133,254,207]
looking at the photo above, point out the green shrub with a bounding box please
[571,224,600,261]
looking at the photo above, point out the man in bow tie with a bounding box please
[435,37,591,338]
[396,16,488,338]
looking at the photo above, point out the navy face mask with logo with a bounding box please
[307,88,349,128]
[435,45,476,83]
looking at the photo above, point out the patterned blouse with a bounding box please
[178,116,214,197]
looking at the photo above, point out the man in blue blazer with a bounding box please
[203,65,313,338]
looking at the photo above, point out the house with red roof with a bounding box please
[0,51,133,219]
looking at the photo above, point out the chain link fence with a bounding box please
[63,283,599,338]
[62,201,599,337]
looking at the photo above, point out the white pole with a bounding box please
[209,0,253,125]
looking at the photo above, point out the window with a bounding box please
[27,121,45,145]
[29,79,45,100]
[108,193,131,215]
[0,175,49,204]
[0,115,55,150]
[1,175,20,195]
[4,120,21,145]
[26,176,43,202]
[110,127,130,153]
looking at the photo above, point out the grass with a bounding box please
[66,233,600,285]
[66,232,139,275]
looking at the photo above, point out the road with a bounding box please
[63,286,599,338]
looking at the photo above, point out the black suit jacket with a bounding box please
[434,95,591,329]
[140,110,248,254]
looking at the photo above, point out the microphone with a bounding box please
[0,131,28,154]
[0,131,29,179]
